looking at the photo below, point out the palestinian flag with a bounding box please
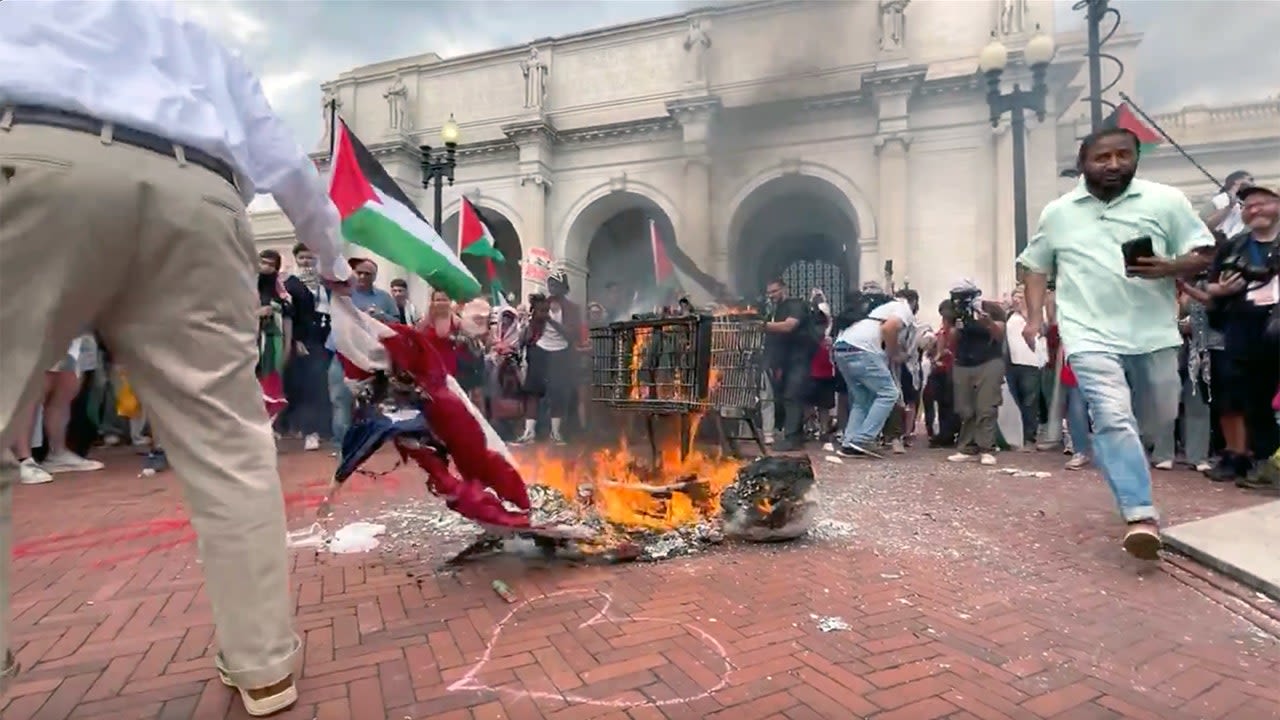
[1104,103,1162,155]
[329,120,481,301]
[458,197,505,304]
[643,218,727,309]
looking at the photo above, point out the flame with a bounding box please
[517,421,742,546]
[628,328,651,400]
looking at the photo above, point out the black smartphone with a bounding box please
[1122,236,1155,275]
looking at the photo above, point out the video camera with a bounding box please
[949,288,983,324]
[1219,246,1280,286]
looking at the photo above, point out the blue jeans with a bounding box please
[327,356,352,444]
[1069,348,1179,523]
[834,346,899,446]
[1066,386,1091,457]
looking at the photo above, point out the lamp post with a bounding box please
[978,27,1056,257]
[420,114,461,233]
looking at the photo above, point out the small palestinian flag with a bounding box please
[1104,103,1162,155]
[458,197,505,304]
[329,120,480,301]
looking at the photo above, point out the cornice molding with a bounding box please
[666,95,723,124]
[558,116,679,145]
[874,133,913,154]
[501,118,560,146]
[861,64,928,95]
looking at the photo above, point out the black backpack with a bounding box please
[831,291,894,337]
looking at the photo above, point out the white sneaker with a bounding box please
[19,458,53,485]
[979,453,997,466]
[1194,461,1213,473]
[948,453,977,463]
[763,433,775,445]
[1153,460,1174,471]
[821,442,834,453]
[550,431,567,446]
[512,432,536,445]
[891,439,906,455]
[42,451,104,474]
[1065,454,1091,470]
[303,434,320,451]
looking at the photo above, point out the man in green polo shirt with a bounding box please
[1017,128,1213,561]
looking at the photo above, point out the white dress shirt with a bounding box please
[0,0,350,281]
[1211,193,1246,239]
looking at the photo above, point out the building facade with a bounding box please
[250,0,1280,315]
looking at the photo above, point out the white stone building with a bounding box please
[251,0,1280,316]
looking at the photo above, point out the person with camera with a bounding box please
[1202,185,1280,489]
[943,280,1007,466]
[1201,170,1253,240]
[1018,128,1214,561]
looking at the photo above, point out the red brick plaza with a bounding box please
[4,445,1279,720]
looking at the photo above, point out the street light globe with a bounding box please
[441,114,461,145]
[978,34,1009,73]
[1024,26,1056,67]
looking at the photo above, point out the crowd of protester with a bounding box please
[12,169,1277,505]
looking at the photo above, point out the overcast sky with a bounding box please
[186,0,1276,154]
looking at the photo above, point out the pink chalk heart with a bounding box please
[448,587,732,708]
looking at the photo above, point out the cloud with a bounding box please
[191,0,1271,160]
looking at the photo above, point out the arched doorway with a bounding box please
[728,175,859,313]
[440,207,522,302]
[565,191,677,318]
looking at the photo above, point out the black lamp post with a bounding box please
[420,114,461,233]
[978,27,1056,257]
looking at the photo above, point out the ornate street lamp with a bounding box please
[979,26,1055,257]
[421,114,461,233]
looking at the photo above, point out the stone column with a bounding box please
[874,133,910,286]
[864,65,924,288]
[502,119,557,298]
[519,174,550,296]
[666,97,721,275]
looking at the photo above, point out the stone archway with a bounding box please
[563,190,677,316]
[727,174,861,312]
[440,206,522,302]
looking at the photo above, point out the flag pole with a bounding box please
[1117,92,1221,188]
[326,98,338,160]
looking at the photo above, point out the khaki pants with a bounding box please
[0,122,300,692]
[952,358,1005,454]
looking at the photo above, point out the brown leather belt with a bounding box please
[10,105,235,186]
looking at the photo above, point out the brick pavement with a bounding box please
[4,443,1280,720]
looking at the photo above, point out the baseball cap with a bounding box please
[1237,185,1279,202]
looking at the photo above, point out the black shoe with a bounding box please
[837,443,882,459]
[772,438,802,452]
[1237,459,1279,491]
[1205,454,1245,483]
[143,449,169,473]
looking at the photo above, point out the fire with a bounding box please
[517,425,742,542]
[628,328,651,400]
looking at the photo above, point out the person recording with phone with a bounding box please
[1018,128,1213,562]
[1201,170,1253,240]
[1200,185,1280,489]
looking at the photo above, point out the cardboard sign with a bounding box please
[524,247,554,284]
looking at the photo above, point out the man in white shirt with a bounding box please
[1004,286,1049,449]
[0,2,351,713]
[832,296,916,457]
[1201,170,1253,240]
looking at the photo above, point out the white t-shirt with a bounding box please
[536,305,569,352]
[1005,313,1048,368]
[835,300,915,355]
[1212,193,1246,238]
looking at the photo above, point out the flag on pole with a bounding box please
[329,120,481,301]
[458,197,506,304]
[1104,103,1162,155]
[646,218,720,308]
